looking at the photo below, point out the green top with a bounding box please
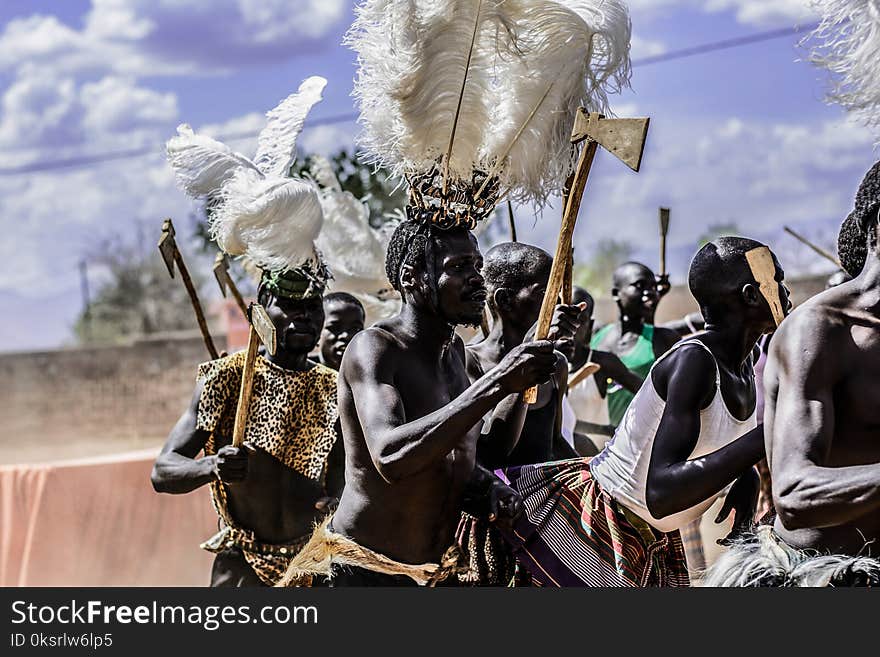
[591,323,656,427]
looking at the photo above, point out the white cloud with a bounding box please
[0,1,349,77]
[631,34,667,59]
[627,0,816,26]
[511,113,876,279]
[299,123,357,156]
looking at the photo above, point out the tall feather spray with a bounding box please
[166,77,328,272]
[806,0,880,141]
[346,0,632,206]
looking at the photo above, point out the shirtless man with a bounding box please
[501,237,789,586]
[152,274,343,587]
[591,262,680,428]
[466,242,587,467]
[282,221,557,586]
[712,162,880,586]
[318,292,365,371]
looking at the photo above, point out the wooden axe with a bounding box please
[659,207,670,278]
[158,219,219,360]
[213,253,249,318]
[524,111,650,404]
[231,303,277,448]
[783,226,842,269]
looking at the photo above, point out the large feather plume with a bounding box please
[165,76,328,273]
[254,76,328,177]
[310,156,399,319]
[806,1,880,141]
[346,0,632,205]
[483,0,632,202]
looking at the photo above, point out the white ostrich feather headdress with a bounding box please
[166,76,330,295]
[310,155,401,321]
[806,1,880,142]
[345,0,632,228]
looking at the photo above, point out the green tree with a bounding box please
[573,238,635,298]
[74,232,213,345]
[697,222,740,248]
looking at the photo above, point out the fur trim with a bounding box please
[704,525,880,587]
[277,517,463,587]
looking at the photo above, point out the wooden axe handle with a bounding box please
[226,276,249,318]
[175,251,219,360]
[659,208,670,278]
[232,324,260,447]
[524,140,598,404]
[568,361,601,389]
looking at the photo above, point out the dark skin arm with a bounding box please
[588,349,644,395]
[151,381,247,494]
[316,419,346,512]
[344,331,556,483]
[462,463,523,528]
[645,345,765,519]
[767,313,880,529]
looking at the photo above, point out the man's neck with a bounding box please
[855,256,880,313]
[702,317,764,369]
[265,348,312,372]
[618,311,645,337]
[397,303,456,355]
[480,317,527,365]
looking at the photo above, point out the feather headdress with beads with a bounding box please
[345,0,632,226]
[166,76,329,293]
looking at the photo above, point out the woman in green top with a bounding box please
[590,262,680,427]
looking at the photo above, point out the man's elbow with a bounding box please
[773,489,813,530]
[150,461,172,493]
[645,487,676,520]
[372,454,404,484]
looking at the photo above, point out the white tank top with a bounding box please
[589,339,757,533]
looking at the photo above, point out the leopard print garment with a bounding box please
[195,351,339,585]
[196,351,338,481]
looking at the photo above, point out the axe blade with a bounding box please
[659,207,670,235]
[158,219,178,279]
[571,111,650,172]
[250,303,277,357]
[213,253,229,297]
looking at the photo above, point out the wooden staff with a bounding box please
[524,111,649,404]
[783,225,842,269]
[231,303,276,448]
[213,253,249,318]
[158,218,218,359]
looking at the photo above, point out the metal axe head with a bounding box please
[659,207,670,235]
[213,253,230,298]
[570,110,650,172]
[158,218,178,279]
[250,303,277,356]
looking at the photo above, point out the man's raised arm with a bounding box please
[766,313,880,529]
[342,331,556,483]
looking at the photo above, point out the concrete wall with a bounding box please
[0,331,225,463]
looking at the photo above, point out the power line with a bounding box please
[0,22,820,177]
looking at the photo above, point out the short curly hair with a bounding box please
[837,211,868,278]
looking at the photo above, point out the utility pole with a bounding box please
[79,260,91,340]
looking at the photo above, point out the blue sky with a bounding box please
[1,1,877,352]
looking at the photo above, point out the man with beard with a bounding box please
[708,162,880,587]
[590,262,680,428]
[500,237,789,586]
[318,292,366,371]
[152,270,343,587]
[281,221,557,586]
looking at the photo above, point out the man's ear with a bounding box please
[493,287,511,313]
[741,282,762,307]
[611,286,620,301]
[399,263,419,296]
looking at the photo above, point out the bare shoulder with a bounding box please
[771,293,848,361]
[651,340,717,404]
[340,324,402,382]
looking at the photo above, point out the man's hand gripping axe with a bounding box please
[231,303,276,448]
[525,111,650,404]
[158,218,219,360]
